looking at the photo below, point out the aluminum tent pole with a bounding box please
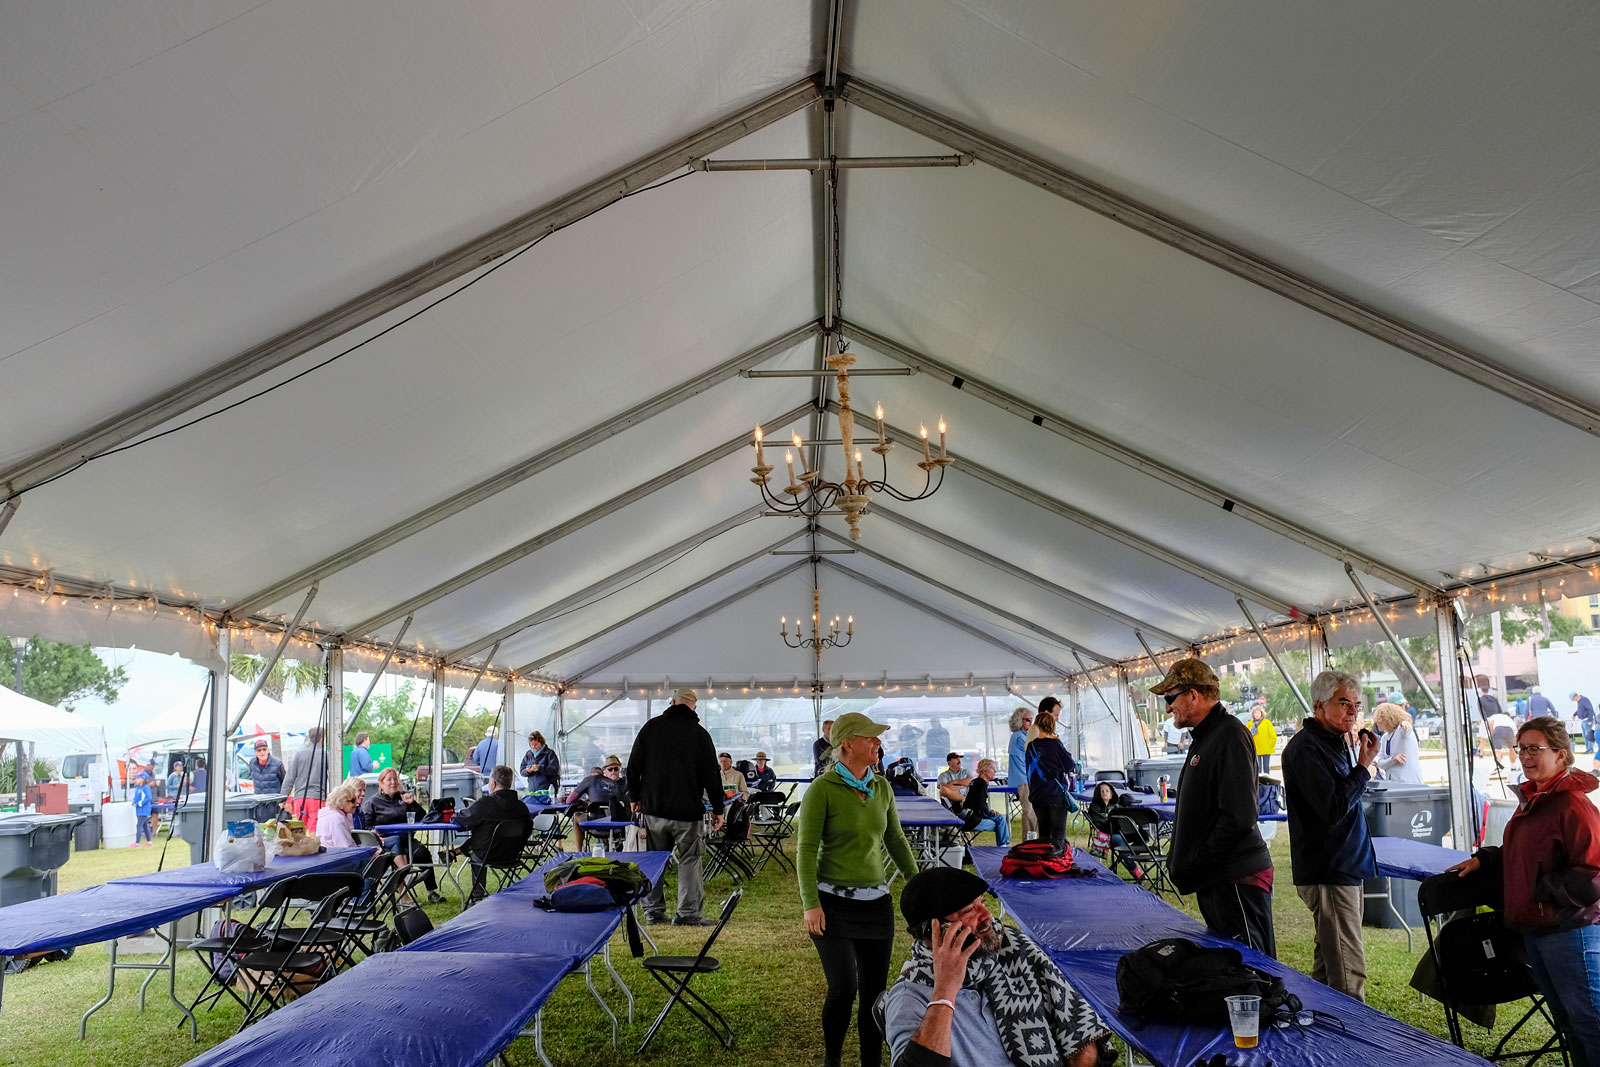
[1436,601,1476,845]
[1117,670,1134,771]
[228,582,317,735]
[0,498,17,539]
[1238,598,1312,717]
[346,615,413,732]
[1071,651,1118,723]
[430,667,445,805]
[502,675,518,777]
[203,630,229,863]
[323,645,343,795]
[1345,564,1440,709]
[1134,632,1165,675]
[1308,619,1329,679]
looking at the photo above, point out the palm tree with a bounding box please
[228,655,324,703]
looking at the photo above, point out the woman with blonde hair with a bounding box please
[317,780,362,847]
[1027,710,1077,855]
[1373,701,1422,784]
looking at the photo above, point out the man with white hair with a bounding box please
[1281,669,1379,1000]
[1527,685,1555,721]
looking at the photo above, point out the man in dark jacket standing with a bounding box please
[454,765,533,902]
[1282,669,1379,1000]
[628,689,725,926]
[1154,658,1275,956]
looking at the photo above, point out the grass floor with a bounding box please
[2,820,1556,1066]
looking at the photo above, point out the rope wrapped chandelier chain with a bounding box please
[751,350,951,540]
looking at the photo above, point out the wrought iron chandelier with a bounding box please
[751,349,950,540]
[782,587,853,660]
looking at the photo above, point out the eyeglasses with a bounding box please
[1163,690,1190,707]
[1514,744,1553,756]
[1332,698,1363,712]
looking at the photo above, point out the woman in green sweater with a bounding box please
[798,712,920,1067]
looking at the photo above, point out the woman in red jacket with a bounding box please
[1450,716,1600,1066]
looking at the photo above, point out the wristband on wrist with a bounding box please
[927,999,956,1012]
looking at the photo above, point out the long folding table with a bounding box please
[402,850,671,1052]
[178,951,579,1067]
[894,794,965,871]
[1370,835,1470,951]
[968,845,1491,1067]
[0,846,375,1038]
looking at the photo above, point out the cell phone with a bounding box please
[1358,728,1376,745]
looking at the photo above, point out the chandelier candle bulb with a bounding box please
[876,404,885,445]
[920,424,932,465]
[754,426,765,467]
[938,418,946,461]
[786,450,795,486]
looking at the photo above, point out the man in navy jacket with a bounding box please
[1282,670,1379,1001]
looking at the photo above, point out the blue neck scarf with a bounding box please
[835,762,875,793]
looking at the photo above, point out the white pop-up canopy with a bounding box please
[0,686,108,758]
[3,3,1600,837]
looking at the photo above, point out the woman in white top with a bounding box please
[317,780,362,848]
[1373,702,1424,784]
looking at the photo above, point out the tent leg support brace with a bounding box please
[1238,598,1311,716]
[1345,564,1440,709]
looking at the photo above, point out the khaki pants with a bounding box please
[1296,883,1366,1001]
[1017,782,1039,837]
[642,815,706,922]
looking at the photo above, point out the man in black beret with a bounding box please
[882,868,1110,1067]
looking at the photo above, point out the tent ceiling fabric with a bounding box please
[3,2,1599,692]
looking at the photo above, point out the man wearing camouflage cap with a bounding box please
[1151,657,1276,957]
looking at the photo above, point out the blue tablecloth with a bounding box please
[116,847,376,888]
[401,851,670,960]
[0,881,237,956]
[1374,836,1469,882]
[968,846,1490,1067]
[895,796,963,827]
[524,800,566,817]
[374,822,458,835]
[180,951,577,1067]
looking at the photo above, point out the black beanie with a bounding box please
[900,867,990,932]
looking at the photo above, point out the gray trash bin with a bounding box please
[171,793,286,866]
[1126,756,1188,792]
[434,767,481,807]
[70,804,100,852]
[1362,782,1452,929]
[0,812,88,907]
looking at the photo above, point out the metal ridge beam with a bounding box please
[512,531,806,676]
[816,527,1118,665]
[827,401,1300,617]
[840,318,1436,598]
[820,558,1076,678]
[869,504,1195,647]
[566,560,809,682]
[1,80,823,503]
[441,505,766,662]
[229,322,819,618]
[346,402,813,637]
[839,79,1600,440]
[571,673,1067,691]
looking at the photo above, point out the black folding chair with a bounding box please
[705,798,757,883]
[182,908,276,1019]
[637,889,743,1052]
[750,800,800,874]
[466,819,534,902]
[1108,807,1178,898]
[321,853,401,963]
[233,874,358,1029]
[1418,872,1567,1065]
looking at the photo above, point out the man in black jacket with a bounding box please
[454,765,533,902]
[628,689,725,926]
[1282,670,1378,1000]
[1153,658,1276,957]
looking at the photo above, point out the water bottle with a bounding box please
[591,837,606,858]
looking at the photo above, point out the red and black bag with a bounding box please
[999,840,1092,879]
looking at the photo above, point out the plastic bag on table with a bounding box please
[215,821,267,872]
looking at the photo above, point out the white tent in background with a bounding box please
[0,686,108,758]
[124,677,310,750]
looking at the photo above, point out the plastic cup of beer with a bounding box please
[1225,994,1261,1048]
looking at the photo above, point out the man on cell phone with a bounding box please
[883,867,1111,1067]
[1281,670,1379,1001]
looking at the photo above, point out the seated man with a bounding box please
[745,751,778,793]
[957,759,1010,846]
[885,867,1111,1067]
[566,754,626,850]
[936,752,972,808]
[453,764,533,902]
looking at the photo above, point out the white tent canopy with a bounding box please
[0,685,107,758]
[123,677,308,751]
[1,0,1598,790]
